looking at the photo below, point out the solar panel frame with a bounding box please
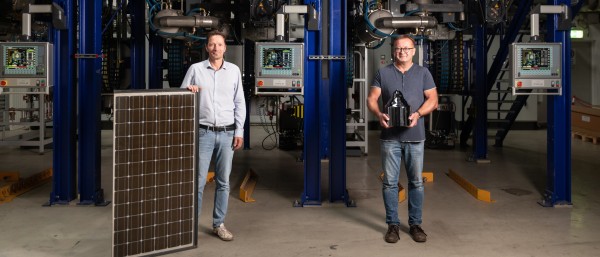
[112,90,198,257]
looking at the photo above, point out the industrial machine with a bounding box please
[0,3,577,250]
[0,42,52,94]
[254,42,304,95]
[0,42,53,153]
[511,42,562,95]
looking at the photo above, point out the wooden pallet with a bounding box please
[572,128,600,145]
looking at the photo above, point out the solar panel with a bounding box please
[112,90,197,257]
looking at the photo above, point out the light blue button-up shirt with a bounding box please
[180,59,246,137]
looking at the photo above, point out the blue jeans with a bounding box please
[381,140,424,226]
[197,128,235,228]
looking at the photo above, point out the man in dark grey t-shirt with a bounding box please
[367,35,438,244]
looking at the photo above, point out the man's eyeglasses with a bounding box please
[394,47,414,53]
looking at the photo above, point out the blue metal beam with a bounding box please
[130,0,146,89]
[541,0,572,207]
[78,0,107,205]
[148,32,163,89]
[472,24,488,161]
[49,0,77,205]
[297,0,322,206]
[328,0,350,204]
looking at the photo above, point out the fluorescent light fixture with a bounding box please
[571,29,584,39]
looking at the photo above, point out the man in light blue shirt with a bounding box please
[181,30,246,241]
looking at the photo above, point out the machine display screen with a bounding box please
[520,48,550,71]
[257,44,302,77]
[261,48,293,71]
[254,42,303,95]
[2,45,38,75]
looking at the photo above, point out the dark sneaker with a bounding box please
[384,224,400,243]
[409,225,427,243]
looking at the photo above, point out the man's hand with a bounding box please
[408,112,420,127]
[186,85,201,93]
[232,136,244,150]
[378,113,390,129]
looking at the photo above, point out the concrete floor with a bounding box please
[0,128,599,257]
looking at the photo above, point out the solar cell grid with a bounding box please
[112,91,197,257]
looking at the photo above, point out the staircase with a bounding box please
[459,0,533,148]
[487,35,531,147]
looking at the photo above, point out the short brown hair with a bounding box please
[207,30,227,42]
[391,35,416,47]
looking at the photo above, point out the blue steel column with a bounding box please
[78,0,107,205]
[328,0,350,204]
[148,32,163,89]
[472,24,488,161]
[297,0,322,206]
[130,0,146,89]
[49,0,77,205]
[420,39,430,68]
[541,0,572,206]
[319,4,330,161]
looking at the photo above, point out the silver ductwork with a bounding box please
[376,16,438,29]
[158,16,220,28]
[152,8,221,40]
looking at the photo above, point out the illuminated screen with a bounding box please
[261,48,293,71]
[3,46,38,75]
[520,48,550,70]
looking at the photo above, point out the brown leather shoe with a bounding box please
[384,224,400,243]
[409,225,427,243]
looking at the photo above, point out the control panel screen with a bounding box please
[510,43,562,95]
[519,48,550,71]
[512,43,561,78]
[257,43,303,77]
[3,46,38,75]
[255,42,304,95]
[261,48,293,71]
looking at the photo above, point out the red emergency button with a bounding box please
[0,80,7,86]
[257,80,264,87]
[516,81,522,87]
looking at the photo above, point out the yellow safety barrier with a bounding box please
[447,169,494,203]
[0,169,53,204]
[239,169,258,203]
[206,171,215,184]
[422,171,434,182]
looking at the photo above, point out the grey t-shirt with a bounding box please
[372,63,436,141]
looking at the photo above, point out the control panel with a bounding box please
[255,42,304,95]
[0,42,53,94]
[511,43,562,95]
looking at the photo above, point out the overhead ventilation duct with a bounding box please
[151,8,220,40]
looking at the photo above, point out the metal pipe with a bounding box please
[530,13,540,40]
[22,13,32,38]
[158,16,220,28]
[377,16,438,29]
[276,13,285,41]
[414,0,434,4]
